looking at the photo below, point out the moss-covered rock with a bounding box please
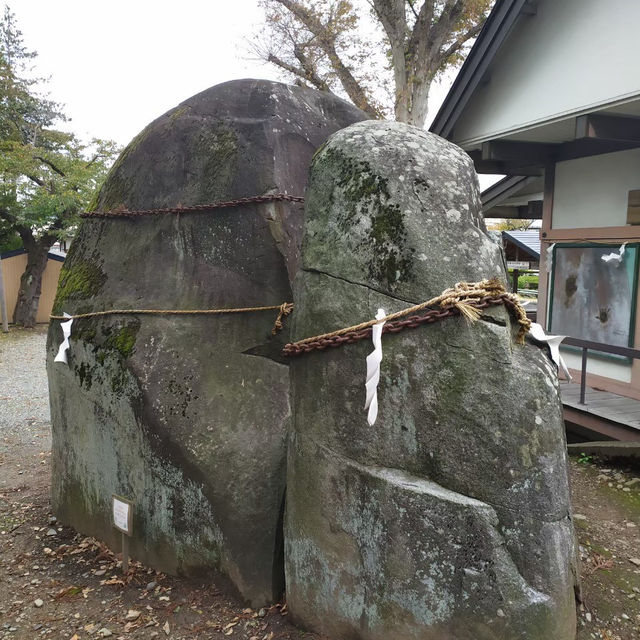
[53,259,106,314]
[286,121,578,639]
[47,79,368,607]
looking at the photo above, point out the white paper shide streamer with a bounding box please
[546,243,555,266]
[529,322,572,382]
[54,313,74,365]
[601,242,627,266]
[364,308,386,426]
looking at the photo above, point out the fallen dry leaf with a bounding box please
[54,585,83,599]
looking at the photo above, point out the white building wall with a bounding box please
[553,148,640,229]
[549,148,640,383]
[453,0,640,147]
[561,350,632,384]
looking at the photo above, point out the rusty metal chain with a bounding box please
[80,193,305,219]
[283,295,516,357]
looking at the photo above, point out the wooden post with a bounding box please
[122,532,129,573]
[512,268,520,293]
[0,256,9,332]
[579,347,588,405]
[112,495,133,574]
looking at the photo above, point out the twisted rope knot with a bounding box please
[436,278,530,341]
[272,302,295,335]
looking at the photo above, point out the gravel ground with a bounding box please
[0,327,51,486]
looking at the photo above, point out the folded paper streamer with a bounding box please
[601,242,627,266]
[364,308,386,426]
[546,243,555,266]
[529,322,571,382]
[54,313,73,365]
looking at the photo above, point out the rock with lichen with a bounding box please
[46,79,366,606]
[285,120,578,639]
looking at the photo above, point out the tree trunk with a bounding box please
[13,234,54,327]
[407,75,431,129]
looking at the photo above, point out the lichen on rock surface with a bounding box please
[286,121,578,639]
[46,79,368,607]
[323,148,414,287]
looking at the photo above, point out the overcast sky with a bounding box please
[12,0,458,147]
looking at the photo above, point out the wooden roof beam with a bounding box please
[477,136,640,169]
[471,158,544,176]
[481,140,557,164]
[484,201,542,219]
[559,138,640,162]
[575,113,640,142]
[481,175,536,208]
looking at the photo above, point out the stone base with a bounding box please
[285,436,575,640]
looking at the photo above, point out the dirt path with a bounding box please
[572,456,640,640]
[1,328,639,639]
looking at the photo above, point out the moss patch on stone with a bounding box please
[169,105,191,122]
[104,323,139,359]
[322,147,414,288]
[72,320,97,344]
[197,125,238,202]
[76,362,94,390]
[53,259,107,313]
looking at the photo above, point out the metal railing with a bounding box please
[562,336,640,404]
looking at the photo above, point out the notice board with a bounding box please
[548,243,638,348]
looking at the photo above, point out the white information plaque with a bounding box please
[112,495,133,535]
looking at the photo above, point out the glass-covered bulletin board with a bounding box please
[548,243,639,348]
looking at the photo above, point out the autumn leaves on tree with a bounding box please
[255,0,493,128]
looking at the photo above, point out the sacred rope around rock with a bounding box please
[51,302,294,335]
[54,194,304,333]
[51,281,530,351]
[80,193,305,218]
[283,279,531,357]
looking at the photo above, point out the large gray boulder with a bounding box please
[285,121,578,639]
[46,79,366,606]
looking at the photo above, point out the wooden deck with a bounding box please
[559,381,640,442]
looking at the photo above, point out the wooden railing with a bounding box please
[562,337,640,404]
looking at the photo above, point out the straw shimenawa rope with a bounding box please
[285,279,531,353]
[50,281,530,351]
[50,302,294,335]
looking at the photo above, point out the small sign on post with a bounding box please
[112,495,133,573]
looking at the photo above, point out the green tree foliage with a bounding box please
[0,5,118,326]
[487,218,537,231]
[254,0,494,127]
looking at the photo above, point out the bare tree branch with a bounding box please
[274,0,382,118]
[293,44,332,91]
[406,0,419,21]
[26,173,45,187]
[34,155,66,177]
[257,0,493,127]
[437,20,484,65]
[408,0,435,61]
[268,52,309,80]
